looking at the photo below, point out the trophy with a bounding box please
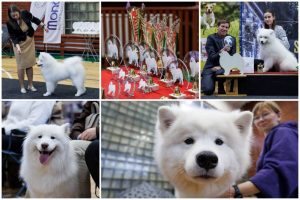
[147,76,159,91]
[105,35,123,74]
[188,81,199,98]
[169,85,186,99]
[224,36,233,50]
[257,63,264,72]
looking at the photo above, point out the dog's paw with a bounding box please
[43,92,51,96]
[75,88,86,97]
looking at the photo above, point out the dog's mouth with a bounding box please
[195,174,216,179]
[193,172,217,180]
[36,62,43,67]
[39,148,56,165]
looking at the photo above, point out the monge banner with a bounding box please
[44,2,65,43]
[30,2,47,30]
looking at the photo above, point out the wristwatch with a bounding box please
[233,185,243,198]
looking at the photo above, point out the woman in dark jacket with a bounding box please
[7,4,48,94]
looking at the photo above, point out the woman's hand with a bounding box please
[41,23,49,32]
[16,44,21,54]
[78,128,97,141]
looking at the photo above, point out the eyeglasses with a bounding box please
[253,112,271,122]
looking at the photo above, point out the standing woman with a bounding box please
[221,101,298,198]
[6,4,48,93]
[263,9,290,49]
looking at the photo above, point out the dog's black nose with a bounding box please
[41,143,48,149]
[196,151,218,170]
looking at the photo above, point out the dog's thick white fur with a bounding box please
[169,63,183,85]
[154,106,253,198]
[37,52,86,96]
[189,57,199,77]
[126,46,139,67]
[20,124,79,198]
[145,52,158,75]
[107,39,119,59]
[257,28,298,72]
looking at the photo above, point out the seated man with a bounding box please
[201,19,236,95]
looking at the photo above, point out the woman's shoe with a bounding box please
[20,88,27,93]
[27,86,37,92]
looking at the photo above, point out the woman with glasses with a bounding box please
[221,101,298,198]
[6,4,48,94]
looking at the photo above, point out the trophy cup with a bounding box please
[147,76,159,91]
[169,86,186,99]
[105,35,122,74]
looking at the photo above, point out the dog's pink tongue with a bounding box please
[39,153,50,165]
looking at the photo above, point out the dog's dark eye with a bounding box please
[184,137,194,145]
[215,138,224,145]
[38,135,42,139]
[51,136,55,139]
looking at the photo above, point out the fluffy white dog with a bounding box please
[124,81,131,93]
[37,52,86,96]
[154,105,253,197]
[169,63,183,85]
[257,28,298,72]
[138,79,147,90]
[118,69,126,80]
[189,57,200,77]
[20,124,79,198]
[127,46,139,67]
[145,52,158,75]
[107,39,118,59]
[108,81,116,96]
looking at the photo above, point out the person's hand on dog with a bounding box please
[16,44,21,54]
[78,127,96,140]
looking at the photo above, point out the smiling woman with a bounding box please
[6,4,48,94]
[221,101,298,198]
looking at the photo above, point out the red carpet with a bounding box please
[101,67,196,99]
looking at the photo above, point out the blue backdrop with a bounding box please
[240,2,298,59]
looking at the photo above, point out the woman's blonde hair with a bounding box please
[252,101,281,117]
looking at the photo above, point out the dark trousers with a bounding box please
[201,68,225,95]
[85,140,99,187]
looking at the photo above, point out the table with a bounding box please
[73,31,99,62]
[101,67,196,99]
[215,74,247,96]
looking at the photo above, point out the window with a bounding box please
[65,2,99,34]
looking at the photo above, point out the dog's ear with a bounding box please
[61,123,70,135]
[233,111,253,136]
[269,29,275,36]
[27,125,34,133]
[157,106,176,133]
[212,3,216,6]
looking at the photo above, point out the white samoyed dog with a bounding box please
[154,105,253,198]
[20,124,79,198]
[257,28,298,72]
[37,52,86,96]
